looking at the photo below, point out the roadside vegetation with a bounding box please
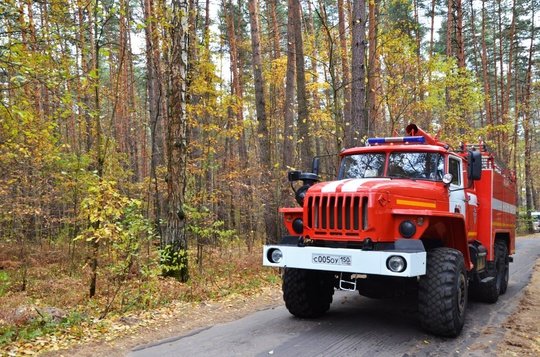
[0,240,280,355]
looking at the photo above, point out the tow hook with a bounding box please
[339,273,357,291]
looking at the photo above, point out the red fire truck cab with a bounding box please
[263,124,516,337]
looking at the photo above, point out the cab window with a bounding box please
[340,153,386,179]
[449,157,461,186]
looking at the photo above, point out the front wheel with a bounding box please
[418,248,468,337]
[282,268,335,318]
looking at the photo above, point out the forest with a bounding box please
[0,0,539,352]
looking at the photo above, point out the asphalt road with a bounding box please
[131,237,540,357]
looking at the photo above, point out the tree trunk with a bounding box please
[225,0,248,166]
[337,0,351,144]
[144,0,165,239]
[480,0,492,130]
[269,0,281,59]
[349,0,366,147]
[163,0,190,282]
[429,0,436,59]
[455,0,465,69]
[446,0,453,58]
[248,0,277,243]
[367,0,380,134]
[292,0,311,167]
[283,0,296,170]
[504,0,516,163]
[523,2,535,233]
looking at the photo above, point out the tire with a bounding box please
[470,240,509,303]
[418,248,468,337]
[282,268,335,318]
[496,241,509,295]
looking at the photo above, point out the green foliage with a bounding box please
[185,205,237,246]
[160,244,188,279]
[76,177,155,249]
[105,199,156,279]
[75,178,157,303]
[0,271,10,297]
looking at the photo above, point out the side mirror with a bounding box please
[287,160,320,206]
[468,150,482,181]
[288,170,302,182]
[312,157,320,176]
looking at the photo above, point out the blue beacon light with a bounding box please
[367,136,425,145]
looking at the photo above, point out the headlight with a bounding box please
[387,255,407,272]
[292,218,303,234]
[268,249,283,263]
[399,220,416,238]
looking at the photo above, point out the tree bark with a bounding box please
[480,0,492,129]
[225,0,248,165]
[455,0,465,69]
[248,0,277,243]
[269,0,281,59]
[446,0,454,58]
[163,0,190,282]
[337,0,351,143]
[292,0,311,167]
[367,0,380,134]
[144,0,165,239]
[349,0,366,147]
[523,2,535,233]
[283,0,296,170]
[429,0,436,59]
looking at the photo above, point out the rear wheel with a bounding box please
[470,240,509,303]
[418,248,468,337]
[496,241,509,295]
[282,268,335,318]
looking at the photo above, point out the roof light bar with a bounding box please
[367,136,425,145]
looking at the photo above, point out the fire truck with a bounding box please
[263,124,516,337]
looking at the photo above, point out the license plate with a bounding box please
[312,253,352,266]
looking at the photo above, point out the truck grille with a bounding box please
[306,195,368,236]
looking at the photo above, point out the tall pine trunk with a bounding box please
[248,0,277,243]
[338,0,351,144]
[283,0,296,170]
[349,0,366,147]
[292,0,311,167]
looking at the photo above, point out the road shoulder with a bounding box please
[43,285,283,357]
[497,259,540,356]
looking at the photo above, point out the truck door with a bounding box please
[448,156,466,217]
[465,192,478,240]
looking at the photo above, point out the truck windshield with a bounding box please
[340,153,386,179]
[387,152,444,180]
[340,152,444,180]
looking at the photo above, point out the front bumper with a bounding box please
[263,245,426,277]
